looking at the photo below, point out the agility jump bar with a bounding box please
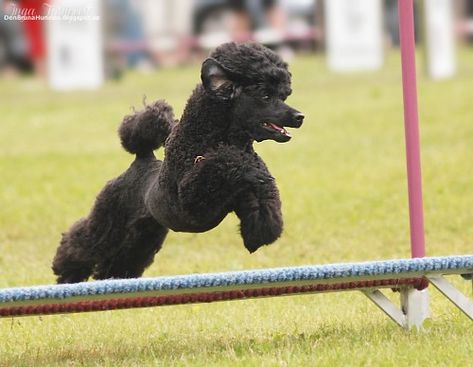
[1,255,472,318]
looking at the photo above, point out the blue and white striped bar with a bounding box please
[0,255,472,328]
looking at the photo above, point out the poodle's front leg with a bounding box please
[178,147,254,222]
[177,146,282,241]
[233,179,283,253]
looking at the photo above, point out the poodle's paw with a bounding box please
[55,270,90,284]
[242,223,283,253]
[239,206,283,253]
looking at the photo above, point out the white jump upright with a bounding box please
[362,0,471,329]
[47,0,104,90]
[423,0,457,80]
[362,0,430,330]
[0,0,471,330]
[324,0,383,72]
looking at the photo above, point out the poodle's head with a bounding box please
[201,42,304,143]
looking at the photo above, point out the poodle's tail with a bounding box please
[118,99,176,157]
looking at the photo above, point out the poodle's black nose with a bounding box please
[294,113,304,127]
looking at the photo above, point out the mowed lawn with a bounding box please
[1,49,473,366]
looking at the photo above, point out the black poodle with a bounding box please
[52,42,304,283]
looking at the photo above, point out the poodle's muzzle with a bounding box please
[258,104,304,143]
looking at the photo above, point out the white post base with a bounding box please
[401,288,430,328]
[363,288,430,329]
[363,274,473,328]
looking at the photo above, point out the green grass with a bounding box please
[1,49,473,366]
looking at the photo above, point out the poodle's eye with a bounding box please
[262,95,270,101]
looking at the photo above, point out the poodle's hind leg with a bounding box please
[93,217,168,280]
[52,218,95,284]
[234,184,283,253]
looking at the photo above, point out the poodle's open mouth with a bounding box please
[262,122,292,140]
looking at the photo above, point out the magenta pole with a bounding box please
[398,0,426,258]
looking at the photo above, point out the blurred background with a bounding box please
[1,0,473,86]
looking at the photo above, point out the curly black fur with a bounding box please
[52,102,175,283]
[210,42,292,98]
[52,42,304,283]
[119,100,175,157]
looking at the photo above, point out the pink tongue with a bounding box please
[268,123,287,135]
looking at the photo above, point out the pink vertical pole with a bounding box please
[398,0,426,258]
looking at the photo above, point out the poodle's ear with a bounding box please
[201,58,239,100]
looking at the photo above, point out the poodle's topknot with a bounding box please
[118,100,175,157]
[210,42,292,97]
